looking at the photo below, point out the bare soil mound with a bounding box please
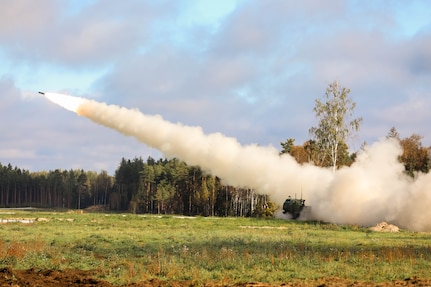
[370,221,400,232]
[1,268,430,287]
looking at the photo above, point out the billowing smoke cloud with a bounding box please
[311,139,431,232]
[45,93,431,231]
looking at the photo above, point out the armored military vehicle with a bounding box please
[282,196,306,219]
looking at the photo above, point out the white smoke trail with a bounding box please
[44,93,431,231]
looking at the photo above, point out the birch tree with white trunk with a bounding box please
[309,81,362,172]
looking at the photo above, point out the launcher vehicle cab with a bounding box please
[282,196,306,219]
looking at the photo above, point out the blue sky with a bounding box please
[0,0,430,174]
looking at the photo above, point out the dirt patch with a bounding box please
[0,267,110,287]
[0,268,430,287]
[370,221,400,232]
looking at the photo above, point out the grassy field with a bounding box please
[0,209,430,285]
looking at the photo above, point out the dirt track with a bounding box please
[1,268,431,287]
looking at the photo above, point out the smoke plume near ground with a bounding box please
[45,93,431,231]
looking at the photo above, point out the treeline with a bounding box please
[1,129,429,215]
[0,158,276,217]
[1,125,430,214]
[0,165,112,210]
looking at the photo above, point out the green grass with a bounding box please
[0,209,430,285]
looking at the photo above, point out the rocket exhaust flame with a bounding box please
[43,92,431,232]
[43,92,87,113]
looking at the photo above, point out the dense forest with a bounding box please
[0,157,275,217]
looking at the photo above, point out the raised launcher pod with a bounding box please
[282,196,310,219]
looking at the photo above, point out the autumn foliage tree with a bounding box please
[400,134,429,176]
[280,138,309,164]
[387,127,430,176]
